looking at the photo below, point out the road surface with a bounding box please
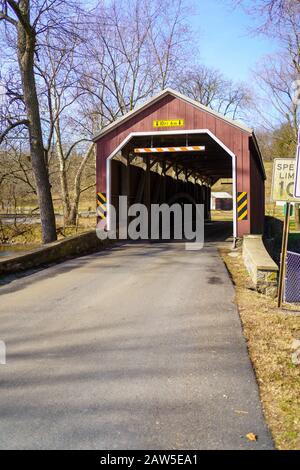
[0,240,273,449]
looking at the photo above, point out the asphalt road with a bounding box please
[0,241,273,449]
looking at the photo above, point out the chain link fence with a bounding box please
[284,251,300,303]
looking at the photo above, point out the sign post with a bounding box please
[274,127,300,307]
[293,127,300,199]
[271,158,297,307]
[277,202,291,308]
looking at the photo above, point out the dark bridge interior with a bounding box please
[110,132,233,237]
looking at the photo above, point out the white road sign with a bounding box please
[271,158,300,202]
[294,127,300,198]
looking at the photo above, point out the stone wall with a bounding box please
[243,235,279,297]
[0,231,111,277]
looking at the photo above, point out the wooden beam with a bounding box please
[162,161,166,203]
[145,157,151,235]
[135,171,145,204]
[126,152,131,199]
[150,158,160,170]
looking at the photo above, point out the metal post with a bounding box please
[278,201,291,308]
[194,178,198,202]
[207,186,211,221]
[145,157,151,237]
[126,152,131,225]
[126,152,131,196]
[162,160,166,204]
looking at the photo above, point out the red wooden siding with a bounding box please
[95,93,265,237]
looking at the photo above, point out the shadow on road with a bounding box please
[0,221,232,291]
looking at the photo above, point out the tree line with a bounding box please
[0,0,299,243]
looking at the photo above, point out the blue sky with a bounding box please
[190,0,277,82]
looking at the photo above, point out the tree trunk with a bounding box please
[58,158,72,225]
[68,201,78,226]
[17,1,57,243]
[69,144,94,225]
[55,119,71,225]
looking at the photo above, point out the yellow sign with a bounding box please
[271,158,300,202]
[153,119,185,128]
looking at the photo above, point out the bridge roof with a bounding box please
[93,88,253,142]
[93,88,265,179]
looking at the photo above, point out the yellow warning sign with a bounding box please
[237,192,248,221]
[271,158,300,202]
[153,119,185,128]
[97,192,107,220]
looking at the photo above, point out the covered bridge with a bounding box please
[93,88,265,239]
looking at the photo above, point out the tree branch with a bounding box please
[0,119,29,145]
[0,11,17,26]
[6,0,32,35]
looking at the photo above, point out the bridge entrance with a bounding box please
[94,89,265,239]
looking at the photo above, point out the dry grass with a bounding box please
[0,219,96,246]
[220,248,300,450]
[211,210,233,221]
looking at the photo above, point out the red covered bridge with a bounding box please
[93,88,265,239]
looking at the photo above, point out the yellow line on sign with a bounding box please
[238,199,247,212]
[97,201,106,211]
[237,192,246,203]
[238,209,248,221]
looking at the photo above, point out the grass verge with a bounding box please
[0,219,95,245]
[220,248,300,450]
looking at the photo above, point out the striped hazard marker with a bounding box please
[134,146,205,153]
[97,192,106,220]
[237,192,248,221]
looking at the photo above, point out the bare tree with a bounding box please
[68,143,94,225]
[34,24,97,226]
[0,59,29,144]
[0,0,61,243]
[146,0,193,90]
[78,0,156,128]
[254,53,299,141]
[237,0,300,141]
[78,0,194,131]
[234,0,300,224]
[234,0,299,28]
[0,139,40,244]
[177,65,252,119]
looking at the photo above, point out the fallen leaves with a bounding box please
[234,409,249,415]
[246,433,257,442]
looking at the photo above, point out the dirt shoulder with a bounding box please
[220,248,300,450]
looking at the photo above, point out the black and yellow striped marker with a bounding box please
[97,192,106,220]
[237,191,248,221]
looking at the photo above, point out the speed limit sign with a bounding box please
[271,158,300,202]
